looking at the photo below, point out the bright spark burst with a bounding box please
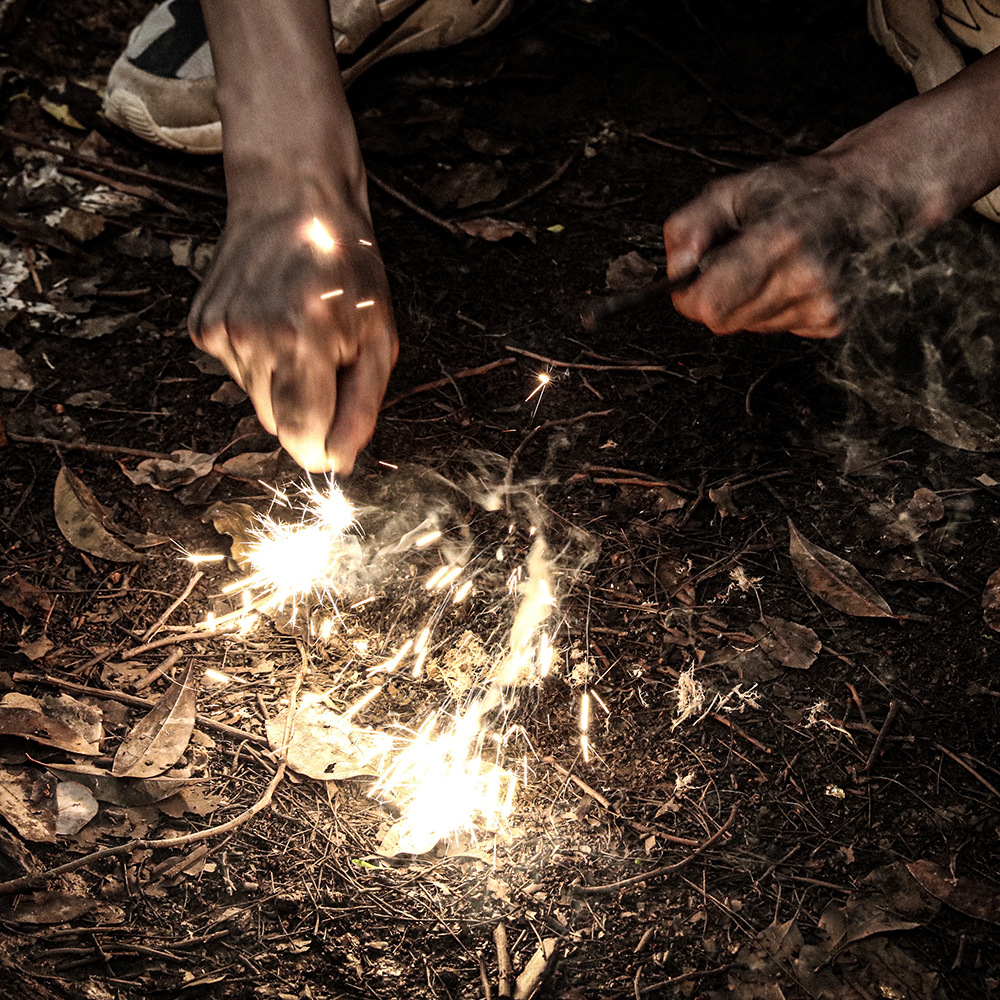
[185,472,572,854]
[525,371,551,402]
[203,479,359,624]
[306,217,336,253]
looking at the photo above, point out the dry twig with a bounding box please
[494,921,512,1000]
[7,433,176,461]
[141,571,205,642]
[367,170,462,236]
[507,345,674,374]
[381,357,516,410]
[59,165,186,215]
[503,409,614,509]
[544,756,701,847]
[120,627,239,660]
[0,125,226,199]
[863,700,900,771]
[577,804,738,895]
[489,151,577,216]
[935,743,1000,799]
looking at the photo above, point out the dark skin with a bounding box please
[192,2,1000,472]
[192,0,397,475]
[664,47,1000,337]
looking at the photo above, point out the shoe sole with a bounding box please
[104,0,514,156]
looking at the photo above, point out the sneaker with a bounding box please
[104,0,514,155]
[868,0,1000,220]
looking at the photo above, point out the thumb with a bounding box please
[663,176,743,278]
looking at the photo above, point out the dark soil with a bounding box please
[2,2,1000,998]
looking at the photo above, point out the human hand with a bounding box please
[189,196,398,474]
[662,156,903,339]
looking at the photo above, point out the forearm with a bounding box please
[199,0,366,212]
[822,47,1000,229]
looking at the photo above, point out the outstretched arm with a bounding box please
[191,0,398,473]
[662,47,1000,338]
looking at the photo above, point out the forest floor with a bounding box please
[2,2,1000,998]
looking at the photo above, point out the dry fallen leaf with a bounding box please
[53,466,145,563]
[42,760,192,806]
[58,207,105,242]
[709,483,739,519]
[112,663,198,778]
[884,555,958,590]
[217,448,298,481]
[0,765,57,843]
[18,636,54,661]
[457,217,537,242]
[266,699,389,782]
[870,487,945,548]
[0,692,102,755]
[907,858,1000,924]
[0,891,96,925]
[788,520,894,618]
[605,251,657,291]
[203,500,258,571]
[983,566,1000,632]
[0,573,52,620]
[54,780,98,836]
[0,347,34,391]
[424,161,507,210]
[831,371,1000,452]
[121,449,218,490]
[753,616,821,671]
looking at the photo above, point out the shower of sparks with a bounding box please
[320,288,344,300]
[197,478,359,625]
[185,474,570,854]
[356,299,375,309]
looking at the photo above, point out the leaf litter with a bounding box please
[788,519,895,618]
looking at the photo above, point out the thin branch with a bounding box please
[141,571,205,643]
[381,357,516,410]
[630,130,746,171]
[503,409,614,507]
[577,804,739,895]
[494,922,512,1000]
[487,151,577,216]
[59,165,187,215]
[638,964,736,997]
[0,125,227,200]
[367,170,463,236]
[864,700,900,772]
[120,627,239,660]
[7,433,176,461]
[935,743,1000,799]
[506,345,676,374]
[544,757,701,847]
